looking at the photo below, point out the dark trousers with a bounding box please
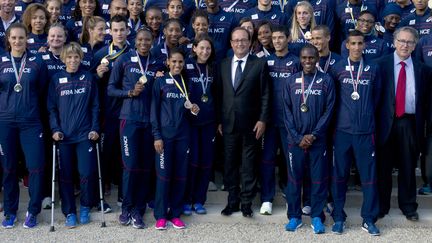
[223,130,260,206]
[154,136,189,220]
[332,131,379,223]
[101,117,122,197]
[184,123,216,205]
[120,120,154,215]
[260,126,289,203]
[286,144,328,219]
[58,140,97,216]
[377,116,418,215]
[0,121,45,216]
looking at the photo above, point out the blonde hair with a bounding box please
[290,1,316,42]
[80,15,106,45]
[60,42,84,62]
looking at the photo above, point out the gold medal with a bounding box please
[201,94,208,103]
[14,83,22,92]
[138,75,147,84]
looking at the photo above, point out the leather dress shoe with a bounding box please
[221,204,240,216]
[241,203,253,217]
[405,212,419,221]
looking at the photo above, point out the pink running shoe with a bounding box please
[155,219,167,230]
[171,218,186,229]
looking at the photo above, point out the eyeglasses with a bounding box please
[357,19,375,24]
[396,39,415,47]
[231,39,249,44]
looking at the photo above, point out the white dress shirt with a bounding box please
[393,52,416,114]
[231,54,249,87]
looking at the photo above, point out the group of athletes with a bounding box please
[0,0,431,236]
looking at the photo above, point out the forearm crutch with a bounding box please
[95,142,106,227]
[50,142,57,232]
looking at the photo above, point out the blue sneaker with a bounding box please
[332,221,345,234]
[65,214,77,228]
[2,214,17,229]
[23,212,37,228]
[311,217,325,234]
[285,218,302,232]
[131,212,145,229]
[80,206,91,224]
[119,210,131,226]
[418,184,432,195]
[183,204,192,216]
[362,221,380,236]
[194,203,207,214]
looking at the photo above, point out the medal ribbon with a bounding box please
[10,52,27,87]
[136,51,150,76]
[347,57,363,95]
[196,63,209,96]
[169,72,189,101]
[322,52,332,73]
[301,70,318,105]
[226,0,240,11]
[103,42,127,61]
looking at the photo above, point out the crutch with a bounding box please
[50,142,56,232]
[95,142,106,227]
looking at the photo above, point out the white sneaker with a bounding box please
[302,206,311,215]
[42,197,52,209]
[260,202,272,215]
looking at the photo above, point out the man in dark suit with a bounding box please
[217,27,271,217]
[375,26,432,221]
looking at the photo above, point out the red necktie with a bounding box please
[395,61,406,117]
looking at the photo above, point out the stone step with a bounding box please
[10,184,432,227]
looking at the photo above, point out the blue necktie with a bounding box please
[233,60,243,90]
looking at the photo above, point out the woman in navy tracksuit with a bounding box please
[107,28,164,229]
[0,23,48,229]
[21,3,50,54]
[182,35,217,215]
[47,42,99,228]
[151,48,200,230]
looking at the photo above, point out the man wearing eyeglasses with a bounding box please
[218,27,270,218]
[340,10,391,60]
[375,26,432,221]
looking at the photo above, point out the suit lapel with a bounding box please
[389,55,396,103]
[413,59,420,108]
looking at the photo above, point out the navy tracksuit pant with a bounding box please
[101,117,122,197]
[154,135,189,220]
[58,140,97,216]
[184,123,215,205]
[120,120,154,215]
[331,131,379,223]
[0,121,45,216]
[260,126,289,203]
[286,143,328,219]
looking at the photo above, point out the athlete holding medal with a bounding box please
[151,48,198,230]
[108,28,164,229]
